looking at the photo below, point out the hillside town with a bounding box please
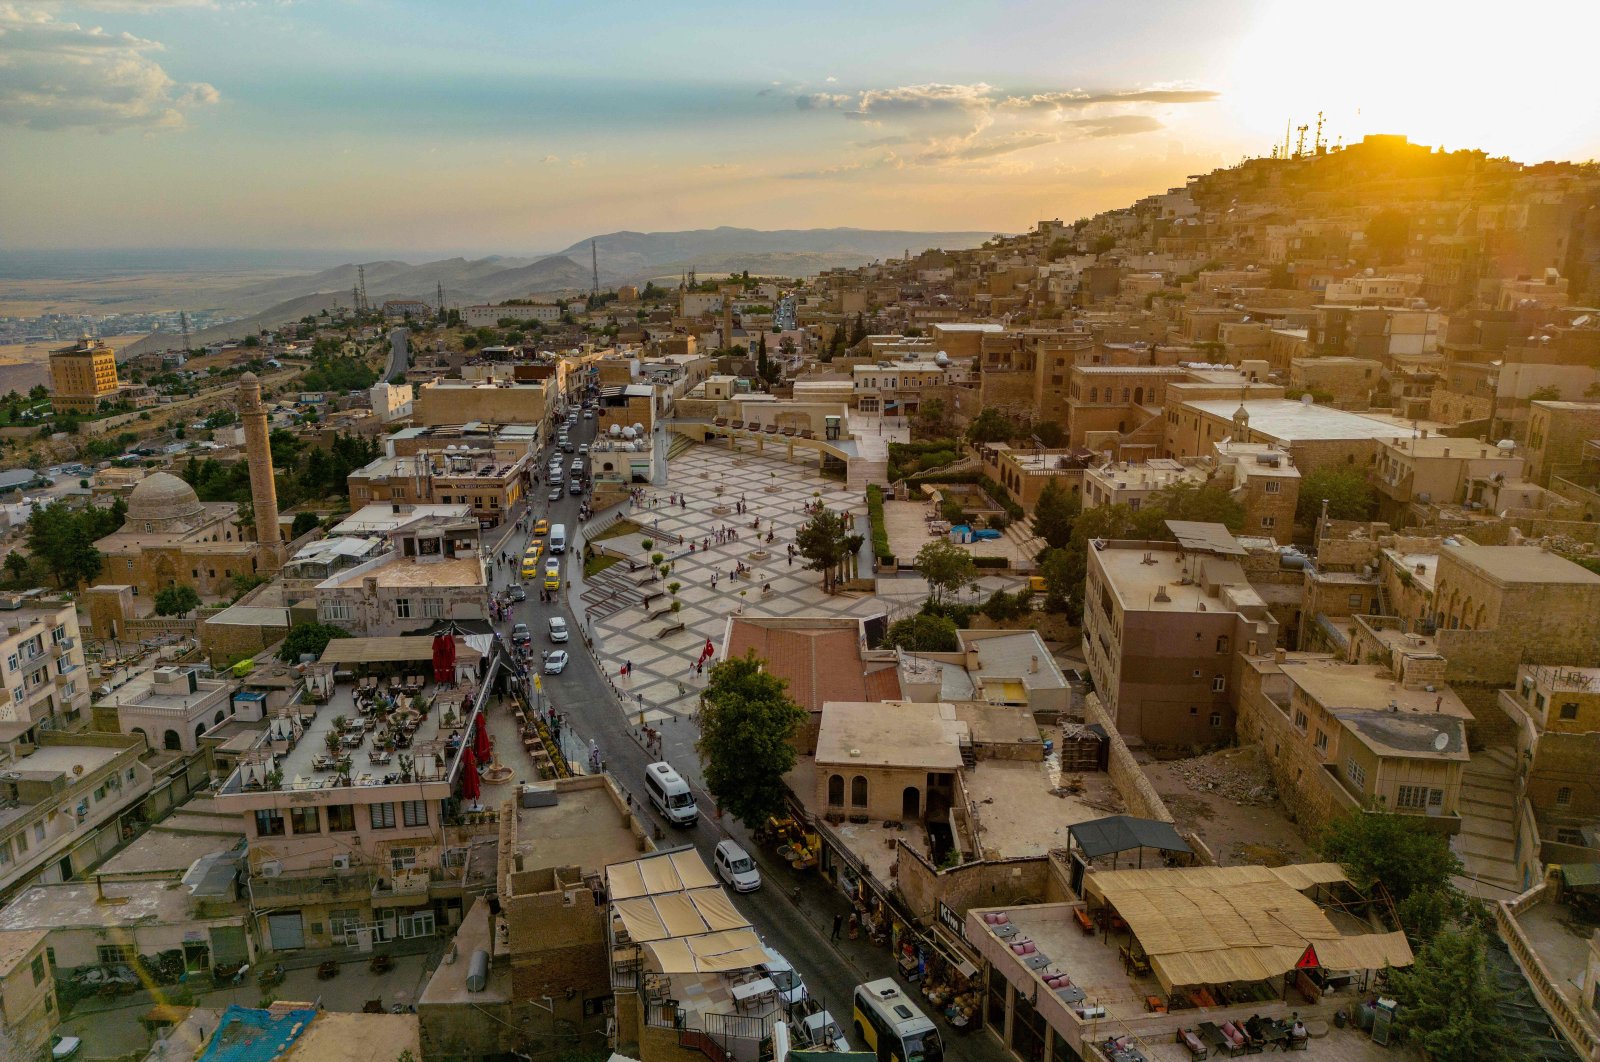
[0,134,1599,1062]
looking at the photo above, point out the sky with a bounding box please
[4,0,1599,256]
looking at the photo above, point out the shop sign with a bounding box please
[937,900,966,941]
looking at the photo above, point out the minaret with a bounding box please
[238,372,283,562]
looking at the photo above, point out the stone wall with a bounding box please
[893,844,1054,927]
[1083,693,1173,822]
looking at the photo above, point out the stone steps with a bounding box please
[1452,743,1521,893]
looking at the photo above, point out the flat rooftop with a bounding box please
[319,552,484,590]
[964,759,1103,859]
[1384,436,1520,460]
[1096,547,1263,615]
[96,827,243,876]
[0,880,207,931]
[508,777,644,876]
[815,701,965,770]
[420,898,509,1006]
[1384,550,1439,592]
[1442,543,1600,585]
[330,503,473,536]
[1182,399,1405,441]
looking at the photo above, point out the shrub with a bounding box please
[973,556,1010,569]
[866,485,893,564]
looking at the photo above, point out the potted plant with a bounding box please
[398,754,415,783]
[264,767,284,790]
[331,714,348,734]
[324,731,342,756]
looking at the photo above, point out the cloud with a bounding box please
[0,4,219,131]
[794,92,853,110]
[1001,88,1219,110]
[1061,114,1164,138]
[856,82,993,114]
[918,131,1057,163]
[28,0,218,7]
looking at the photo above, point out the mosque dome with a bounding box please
[127,472,206,530]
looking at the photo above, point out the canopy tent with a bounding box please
[1069,815,1193,860]
[318,636,483,666]
[1560,863,1600,894]
[1084,863,1412,992]
[607,849,769,975]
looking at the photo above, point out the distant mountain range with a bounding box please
[118,227,995,355]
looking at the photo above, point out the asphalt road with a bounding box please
[483,409,1007,1062]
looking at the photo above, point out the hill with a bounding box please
[561,226,995,278]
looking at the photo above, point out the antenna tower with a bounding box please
[1282,120,1291,160]
[1294,124,1309,159]
[1314,111,1326,155]
[590,240,600,299]
[437,281,446,318]
[357,265,369,314]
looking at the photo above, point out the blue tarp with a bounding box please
[198,1004,318,1062]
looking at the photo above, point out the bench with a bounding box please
[1073,908,1095,934]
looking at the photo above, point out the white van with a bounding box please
[549,524,567,554]
[644,761,698,827]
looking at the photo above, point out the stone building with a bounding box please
[48,338,121,414]
[93,472,256,599]
[1525,400,1600,488]
[1213,441,1301,544]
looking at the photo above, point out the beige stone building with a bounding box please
[1372,435,1525,526]
[93,472,257,600]
[0,929,56,1060]
[813,701,964,823]
[1288,356,1382,409]
[979,444,1094,511]
[1082,458,1207,513]
[1213,441,1301,544]
[1083,522,1278,747]
[1164,398,1401,475]
[1499,664,1600,868]
[48,338,121,414]
[1525,400,1600,487]
[0,595,91,735]
[314,514,487,636]
[347,446,530,529]
[412,377,553,431]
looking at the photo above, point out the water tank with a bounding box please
[608,424,622,438]
[466,948,490,992]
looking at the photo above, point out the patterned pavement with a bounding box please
[576,444,883,724]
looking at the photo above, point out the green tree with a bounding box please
[1033,421,1066,448]
[794,508,859,594]
[1388,926,1529,1062]
[1031,480,1081,550]
[915,538,977,607]
[848,312,868,346]
[884,613,960,652]
[1364,209,1411,266]
[1149,482,1244,531]
[966,407,1016,445]
[290,512,321,538]
[696,650,806,826]
[1529,384,1562,402]
[25,501,114,588]
[153,584,201,616]
[3,552,29,585]
[912,398,953,441]
[1038,547,1073,612]
[1318,812,1462,904]
[1297,466,1376,525]
[277,622,352,663]
[756,333,769,382]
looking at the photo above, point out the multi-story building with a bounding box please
[48,338,121,414]
[1212,441,1301,544]
[1081,458,1207,512]
[1238,653,1469,831]
[0,595,90,735]
[1164,398,1401,475]
[0,929,56,1060]
[314,514,487,636]
[850,360,950,415]
[1288,356,1381,409]
[214,646,500,952]
[1499,664,1600,870]
[1372,435,1525,526]
[1083,522,1278,747]
[979,444,1094,512]
[1525,400,1600,488]
[411,377,552,433]
[462,303,562,328]
[382,300,432,320]
[346,446,530,528]
[93,664,239,754]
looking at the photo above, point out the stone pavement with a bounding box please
[575,444,884,727]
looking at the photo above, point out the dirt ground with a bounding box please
[1140,745,1314,867]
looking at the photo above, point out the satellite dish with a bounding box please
[1432,733,1449,751]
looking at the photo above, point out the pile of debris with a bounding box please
[1169,744,1279,806]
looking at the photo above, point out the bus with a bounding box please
[852,979,943,1062]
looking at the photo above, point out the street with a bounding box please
[482,407,1008,1062]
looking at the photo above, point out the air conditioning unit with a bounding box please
[259,860,283,878]
[332,855,351,871]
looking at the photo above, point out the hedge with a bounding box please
[973,555,1011,569]
[866,484,894,564]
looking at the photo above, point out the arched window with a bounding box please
[850,775,868,808]
[827,775,844,806]
[194,723,206,744]
[163,729,181,751]
[214,710,225,726]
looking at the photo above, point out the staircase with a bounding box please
[959,736,976,768]
[1453,744,1522,899]
[666,433,696,462]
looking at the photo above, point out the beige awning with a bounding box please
[318,636,483,666]
[644,929,770,974]
[608,850,767,976]
[613,887,747,942]
[607,849,717,899]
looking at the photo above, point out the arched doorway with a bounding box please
[827,774,844,807]
[163,729,181,751]
[850,775,868,810]
[213,711,225,726]
[901,786,921,820]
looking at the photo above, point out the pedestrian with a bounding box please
[831,913,843,941]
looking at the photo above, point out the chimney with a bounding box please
[1154,585,1171,602]
[964,646,980,672]
[1274,647,1287,663]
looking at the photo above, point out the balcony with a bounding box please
[371,868,431,908]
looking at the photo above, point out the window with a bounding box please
[370,803,396,829]
[1557,827,1585,846]
[401,800,428,827]
[389,846,418,871]
[330,909,361,940]
[1556,787,1572,807]
[0,838,10,866]
[321,601,352,623]
[93,785,106,802]
[290,807,321,835]
[14,830,24,854]
[1209,712,1222,728]
[33,822,45,843]
[1344,758,1367,788]
[1265,480,1281,494]
[30,954,44,986]
[850,775,868,808]
[5,655,15,673]
[1396,785,1429,810]
[1347,593,1365,608]
[393,599,413,620]
[97,944,135,966]
[1211,675,1226,693]
[1215,635,1229,654]
[1261,516,1276,529]
[254,810,285,837]
[422,598,444,619]
[1315,730,1329,754]
[1559,702,1579,721]
[827,775,844,806]
[126,768,136,784]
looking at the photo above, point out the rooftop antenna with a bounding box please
[1314,111,1326,155]
[1282,119,1291,160]
[1295,124,1309,159]
[591,239,600,299]
[437,281,446,318]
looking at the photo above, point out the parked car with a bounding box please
[583,410,594,419]
[714,840,761,892]
[547,617,568,643]
[542,650,569,674]
[510,623,531,646]
[578,444,590,455]
[760,946,807,1005]
[52,1034,83,1059]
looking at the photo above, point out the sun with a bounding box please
[1218,0,1600,162]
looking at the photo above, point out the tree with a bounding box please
[277,622,352,663]
[1149,482,1244,531]
[290,512,321,538]
[1364,209,1411,266]
[1529,384,1562,402]
[24,501,114,588]
[1038,548,1073,611]
[884,613,960,652]
[1318,812,1462,904]
[153,584,201,616]
[1297,466,1376,525]
[915,538,976,607]
[913,398,953,441]
[696,650,806,826]
[1033,421,1065,448]
[1031,480,1080,550]
[2,553,28,585]
[966,407,1016,445]
[848,312,868,346]
[756,333,769,382]
[1388,926,1529,1062]
[794,509,857,593]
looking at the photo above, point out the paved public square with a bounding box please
[573,443,884,726]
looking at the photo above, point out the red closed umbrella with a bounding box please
[461,745,480,802]
[432,634,456,685]
[473,712,491,761]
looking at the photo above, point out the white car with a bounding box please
[760,946,807,1005]
[542,650,569,674]
[714,840,761,892]
[547,617,568,643]
[51,1036,82,1060]
[544,557,560,579]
